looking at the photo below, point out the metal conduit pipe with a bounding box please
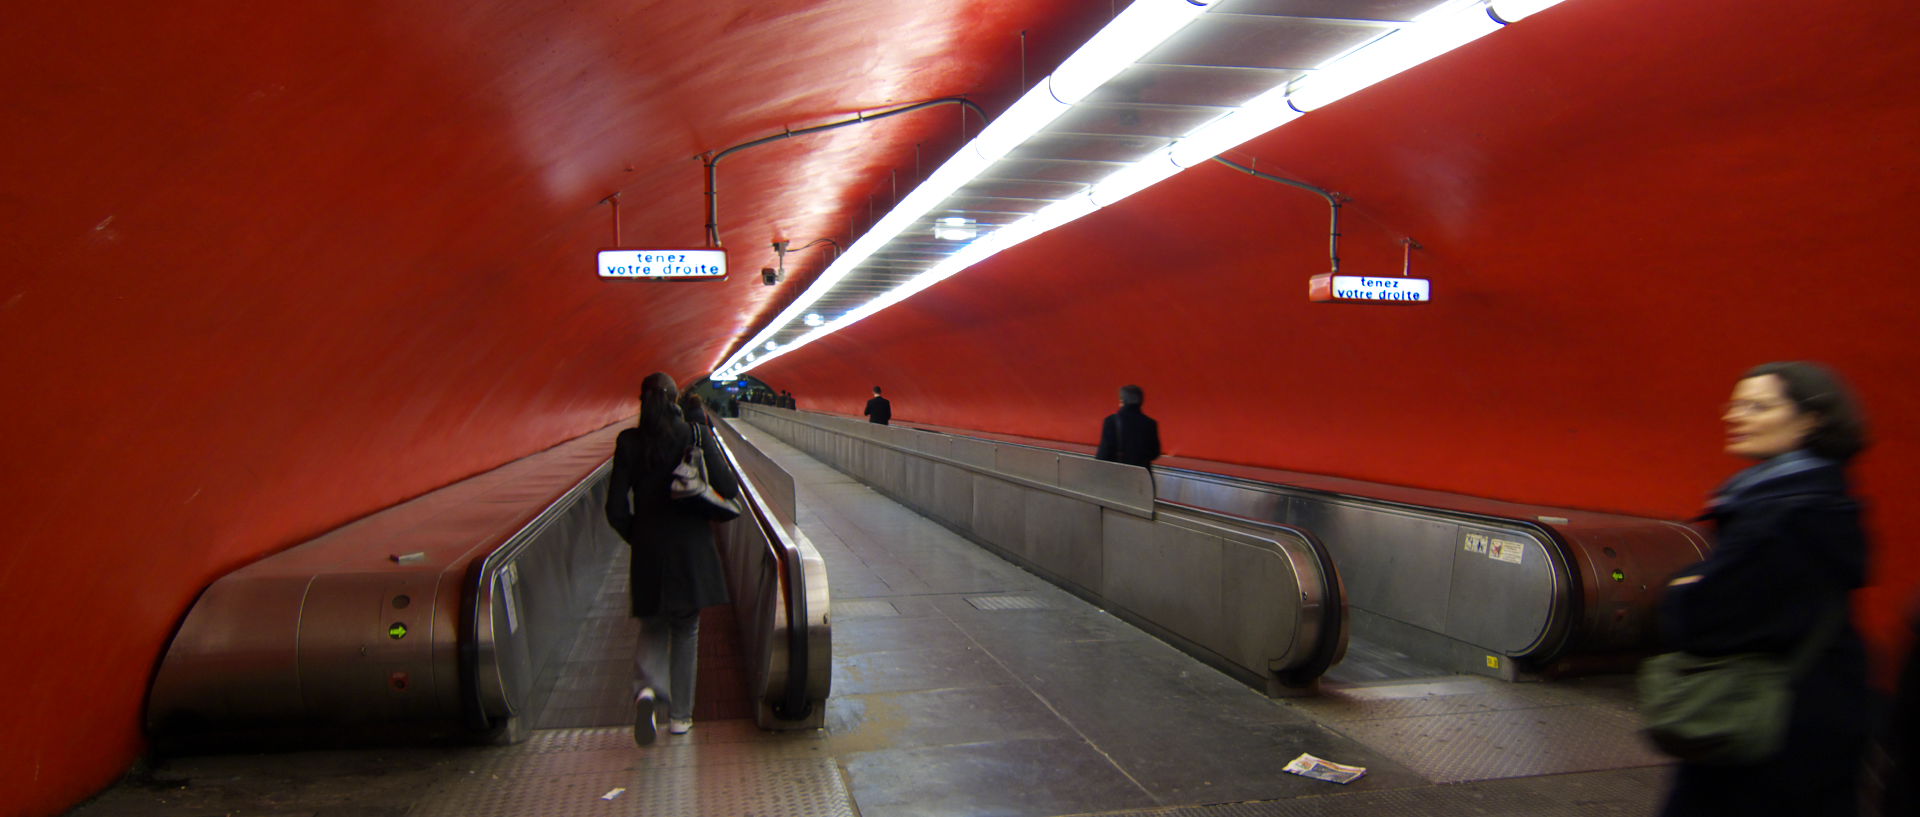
[1210,156,1343,275]
[703,97,989,247]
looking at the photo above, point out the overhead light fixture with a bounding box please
[1284,0,1502,113]
[932,217,978,241]
[713,0,1568,380]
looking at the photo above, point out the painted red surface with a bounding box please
[760,0,1920,695]
[0,2,1096,814]
[2,0,1916,814]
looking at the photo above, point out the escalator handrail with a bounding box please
[709,424,812,720]
[461,459,614,730]
[1155,498,1348,684]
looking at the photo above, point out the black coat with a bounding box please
[1095,405,1160,467]
[864,395,891,425]
[1656,455,1871,816]
[605,418,738,617]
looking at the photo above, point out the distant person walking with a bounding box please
[864,386,891,425]
[605,372,738,746]
[1653,361,1872,816]
[1095,384,1160,468]
[680,392,711,427]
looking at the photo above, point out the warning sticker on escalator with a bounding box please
[1488,538,1526,564]
[1463,533,1489,554]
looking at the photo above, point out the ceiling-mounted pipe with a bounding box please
[790,237,843,263]
[1210,156,1343,274]
[702,97,988,248]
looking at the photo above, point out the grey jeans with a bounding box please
[633,611,700,720]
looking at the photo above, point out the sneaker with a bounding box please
[668,718,693,735]
[633,688,658,746]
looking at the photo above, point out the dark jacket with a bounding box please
[1890,599,1920,817]
[1656,453,1871,816]
[605,418,738,617]
[1095,405,1160,467]
[864,395,891,425]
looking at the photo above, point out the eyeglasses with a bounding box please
[1724,400,1791,415]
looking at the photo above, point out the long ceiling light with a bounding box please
[714,0,1567,381]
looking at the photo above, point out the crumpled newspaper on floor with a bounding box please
[1284,753,1367,784]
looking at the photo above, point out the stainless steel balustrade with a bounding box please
[741,405,1343,695]
[147,421,830,746]
[1153,467,1707,678]
[746,405,1708,684]
[712,418,830,728]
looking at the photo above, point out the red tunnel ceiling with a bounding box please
[753,0,1919,695]
[3,1,1917,815]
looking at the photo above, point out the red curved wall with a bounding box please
[0,2,1099,814]
[760,0,1920,690]
[3,0,1915,814]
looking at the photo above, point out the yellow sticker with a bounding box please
[1485,655,1500,669]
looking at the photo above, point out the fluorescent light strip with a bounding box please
[1049,1,1213,104]
[716,0,1569,380]
[714,0,1212,378]
[1285,0,1503,112]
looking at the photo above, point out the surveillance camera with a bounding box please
[761,267,779,286]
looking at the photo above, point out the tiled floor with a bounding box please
[67,420,1674,817]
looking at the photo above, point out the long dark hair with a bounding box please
[638,372,683,463]
[1744,361,1870,462]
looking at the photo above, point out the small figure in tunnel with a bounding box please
[1652,361,1873,816]
[864,386,891,425]
[1095,384,1160,469]
[680,392,711,427]
[605,372,739,746]
[780,390,795,409]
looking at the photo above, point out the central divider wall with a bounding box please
[711,419,830,728]
[741,405,1342,695]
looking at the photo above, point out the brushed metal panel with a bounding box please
[880,424,918,452]
[972,478,1029,557]
[299,571,449,724]
[1025,491,1103,590]
[1060,456,1154,516]
[146,576,311,730]
[883,450,918,510]
[1446,527,1558,655]
[949,436,997,470]
[720,421,796,529]
[1290,500,1455,632]
[1106,522,1224,649]
[997,444,1062,486]
[931,462,974,528]
[1219,539,1304,671]
[1100,510,1156,601]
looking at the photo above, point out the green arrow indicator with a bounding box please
[388,622,409,639]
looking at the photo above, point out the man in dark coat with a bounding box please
[1095,384,1160,468]
[864,386,891,425]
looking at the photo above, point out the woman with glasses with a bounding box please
[1657,361,1873,816]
